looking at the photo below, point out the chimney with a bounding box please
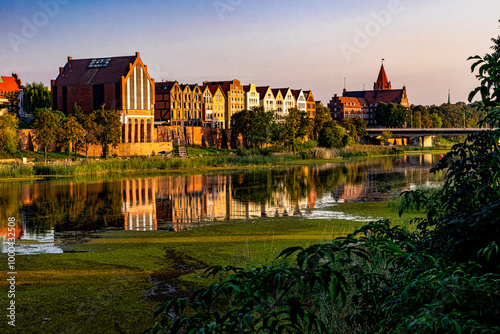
[135,51,140,58]
[59,67,64,74]
[68,56,72,61]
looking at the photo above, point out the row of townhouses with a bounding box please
[49,52,316,138]
[155,80,317,129]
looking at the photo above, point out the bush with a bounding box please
[145,26,500,334]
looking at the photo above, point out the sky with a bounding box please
[1,0,499,106]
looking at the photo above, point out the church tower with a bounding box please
[373,61,392,91]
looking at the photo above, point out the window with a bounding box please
[88,58,111,68]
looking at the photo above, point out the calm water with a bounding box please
[1,154,443,254]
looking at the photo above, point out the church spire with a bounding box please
[374,60,392,90]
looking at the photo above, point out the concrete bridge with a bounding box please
[366,128,492,147]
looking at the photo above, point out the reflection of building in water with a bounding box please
[333,183,366,202]
[153,171,319,229]
[122,178,157,231]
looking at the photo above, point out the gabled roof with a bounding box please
[256,86,272,97]
[0,75,21,92]
[291,89,303,100]
[155,81,178,92]
[54,55,138,86]
[189,84,200,92]
[204,84,225,98]
[343,89,405,105]
[277,88,292,97]
[179,84,191,93]
[303,90,315,100]
[271,89,282,98]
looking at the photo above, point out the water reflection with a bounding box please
[0,154,443,253]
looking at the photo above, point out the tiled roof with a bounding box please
[343,89,405,105]
[155,81,177,91]
[0,76,21,92]
[54,55,137,86]
[374,65,391,90]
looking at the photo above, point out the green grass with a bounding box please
[0,201,420,334]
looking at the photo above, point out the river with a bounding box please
[0,154,443,255]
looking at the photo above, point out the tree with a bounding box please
[230,107,277,149]
[318,120,349,148]
[429,112,443,128]
[73,103,99,159]
[32,108,63,161]
[282,108,310,150]
[22,82,51,115]
[374,102,409,127]
[311,102,331,140]
[248,107,276,148]
[339,116,366,139]
[59,116,86,159]
[93,105,121,159]
[0,113,20,155]
[380,130,393,145]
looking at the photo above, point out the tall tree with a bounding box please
[0,113,20,155]
[32,108,63,161]
[311,102,331,140]
[59,116,86,159]
[282,108,310,150]
[22,82,51,115]
[73,103,99,159]
[93,105,121,159]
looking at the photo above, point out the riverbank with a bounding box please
[0,201,422,334]
[0,145,437,181]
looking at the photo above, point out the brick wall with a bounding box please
[78,142,173,157]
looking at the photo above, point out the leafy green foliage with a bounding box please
[73,103,99,159]
[231,107,277,149]
[59,115,86,159]
[93,104,122,159]
[374,102,410,127]
[22,82,51,114]
[311,102,331,140]
[32,108,63,161]
[146,24,500,334]
[0,113,21,155]
[318,120,349,149]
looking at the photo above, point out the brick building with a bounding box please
[154,81,181,125]
[0,74,22,116]
[328,64,409,126]
[51,52,155,143]
[204,80,244,129]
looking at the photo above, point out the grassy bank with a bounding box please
[0,201,420,334]
[0,144,424,180]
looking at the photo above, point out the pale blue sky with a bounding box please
[1,0,499,106]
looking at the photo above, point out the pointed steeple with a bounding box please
[374,60,391,90]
